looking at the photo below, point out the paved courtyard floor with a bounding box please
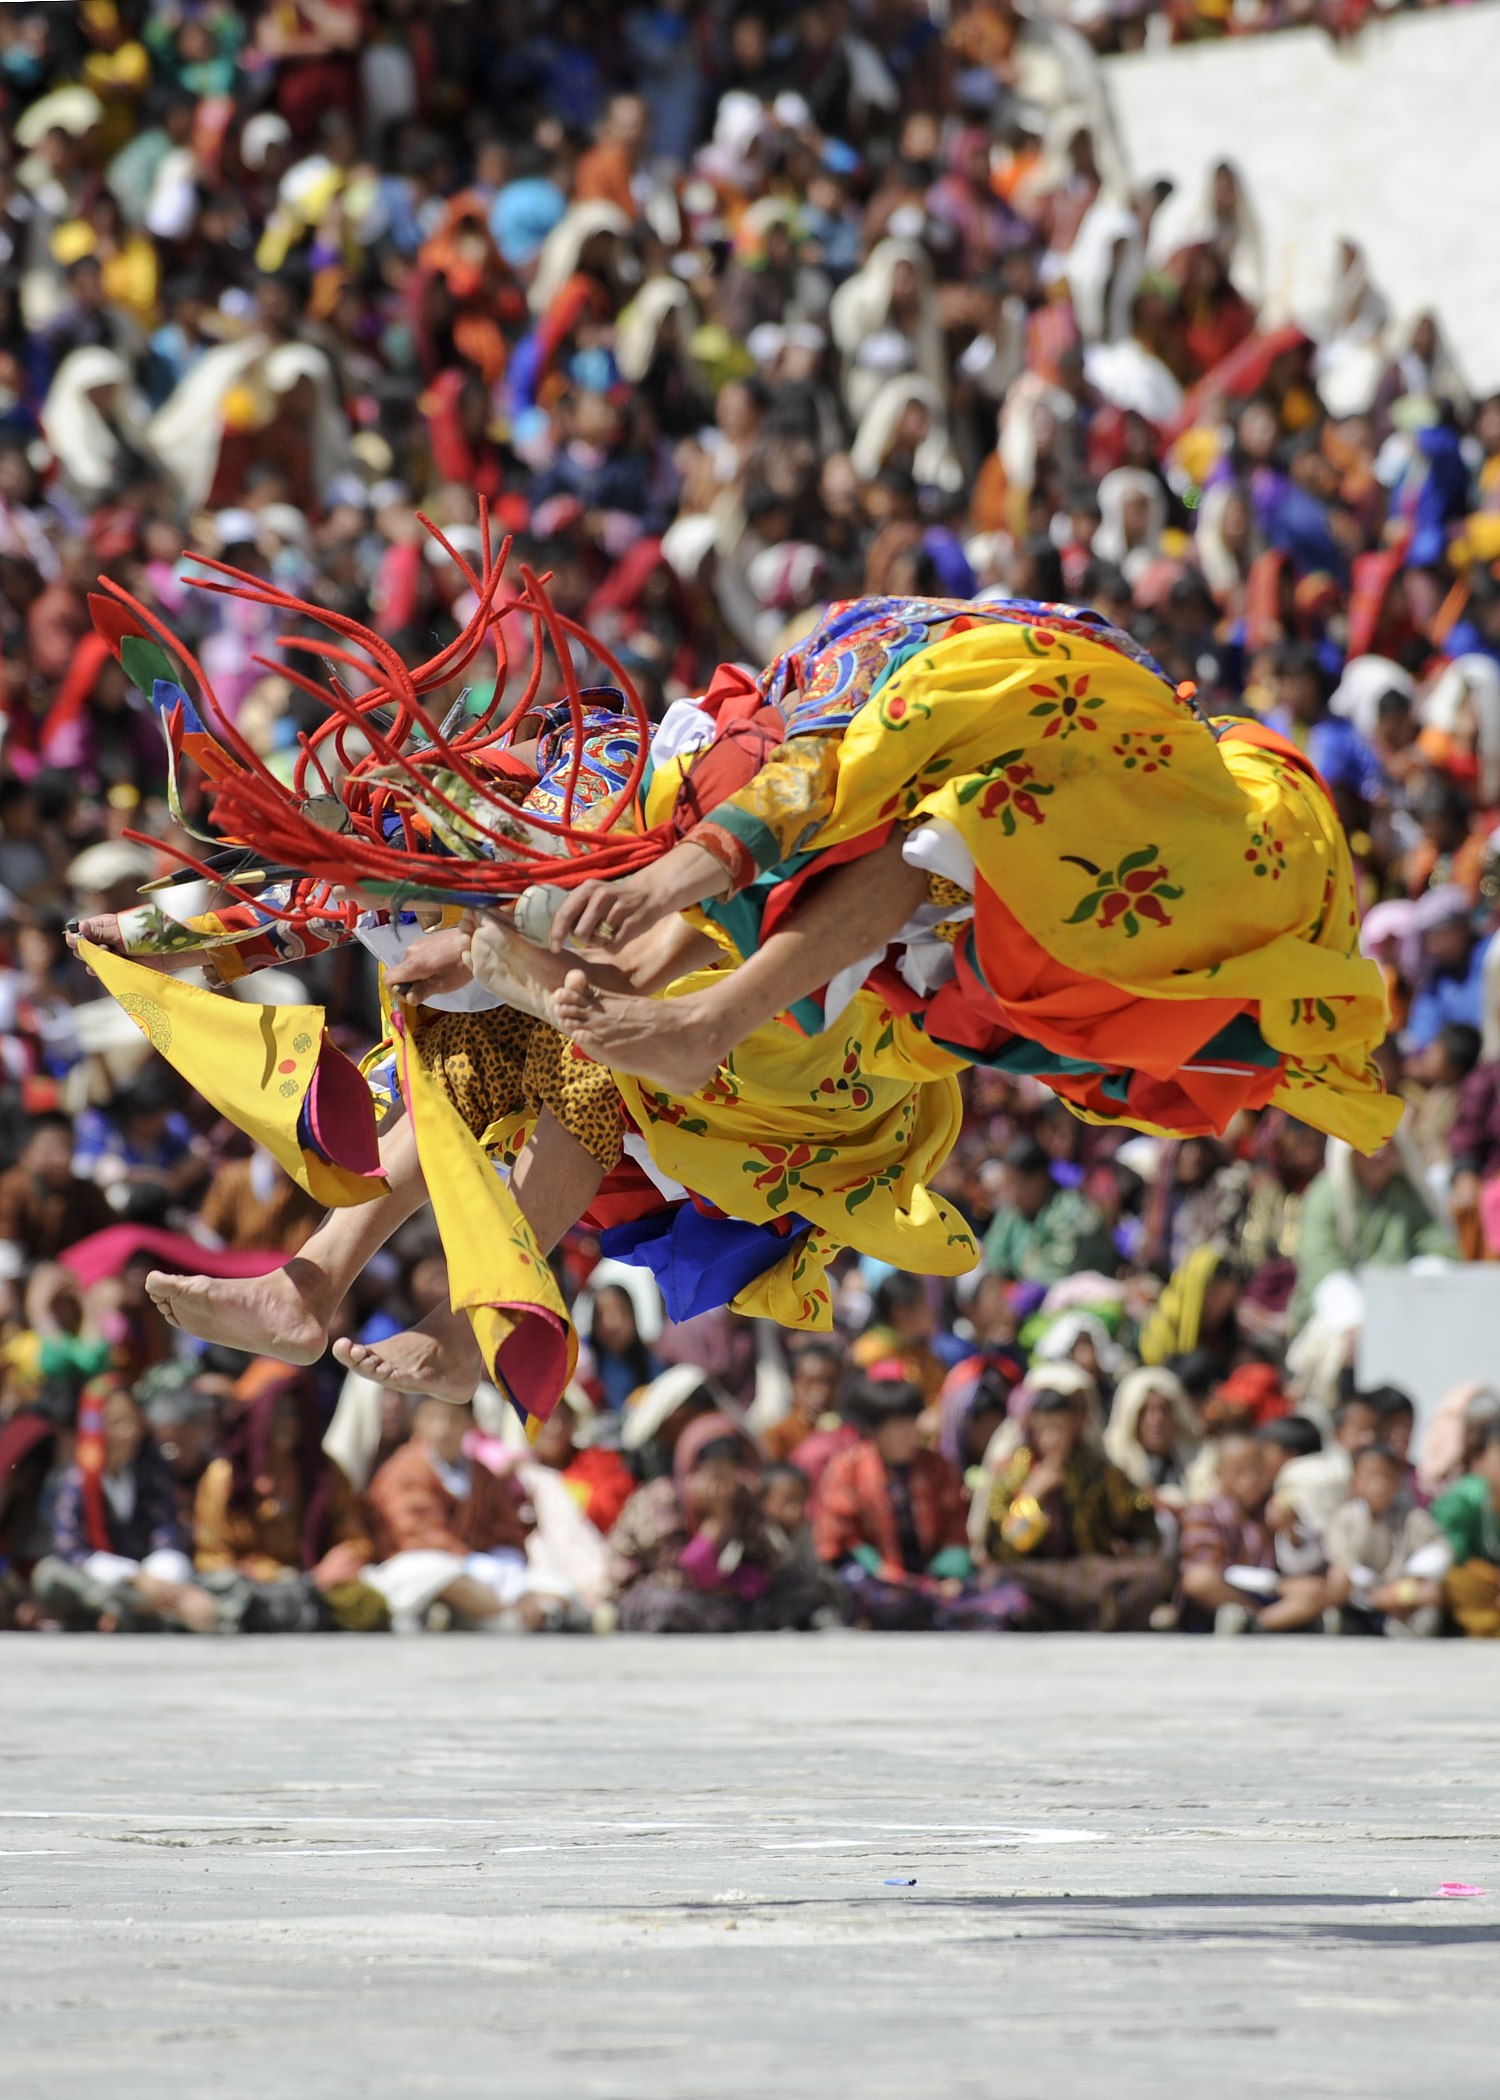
[2,1634,1499,2097]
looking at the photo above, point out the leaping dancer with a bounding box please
[70,528,1396,1423]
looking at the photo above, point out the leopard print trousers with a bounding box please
[412,1007,624,1169]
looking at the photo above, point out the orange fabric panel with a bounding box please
[967,875,1250,1079]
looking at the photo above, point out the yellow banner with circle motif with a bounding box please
[78,942,387,1207]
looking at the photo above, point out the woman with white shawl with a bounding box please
[148,333,350,514]
[1313,240,1391,420]
[996,368,1078,539]
[614,274,710,438]
[1032,1307,1129,1414]
[828,237,946,424]
[1064,191,1141,346]
[615,276,696,387]
[1194,479,1256,610]
[1329,654,1417,742]
[1104,1365,1202,1514]
[1092,466,1166,588]
[1393,312,1470,424]
[1148,162,1265,316]
[849,373,963,496]
[1422,656,1500,810]
[527,201,632,320]
[41,345,154,498]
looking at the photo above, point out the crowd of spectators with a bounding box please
[2,0,1500,1642]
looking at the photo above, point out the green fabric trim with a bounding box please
[701,890,766,966]
[700,867,829,1041]
[926,1546,974,1581]
[927,1029,1105,1080]
[708,803,784,873]
[929,941,1277,1086]
[1194,1012,1278,1070]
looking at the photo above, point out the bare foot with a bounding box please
[551,971,728,1092]
[332,1303,484,1402]
[145,1260,331,1363]
[464,914,570,1022]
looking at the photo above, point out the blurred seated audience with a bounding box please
[983,1384,1170,1632]
[1178,1434,1332,1635]
[609,1413,823,1632]
[32,1376,216,1631]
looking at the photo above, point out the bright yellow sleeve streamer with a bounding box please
[80,942,387,1208]
[396,1009,576,1420]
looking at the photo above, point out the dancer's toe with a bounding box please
[331,1319,481,1401]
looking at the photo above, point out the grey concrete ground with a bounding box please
[3,1637,1499,2098]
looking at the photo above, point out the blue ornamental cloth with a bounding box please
[600,1202,812,1323]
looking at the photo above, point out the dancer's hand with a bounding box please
[548,842,730,954]
[66,913,124,957]
[385,926,473,1005]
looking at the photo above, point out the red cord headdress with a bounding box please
[90,501,678,925]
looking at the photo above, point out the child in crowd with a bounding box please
[1323,1445,1448,1635]
[760,1461,817,1575]
[813,1378,998,1630]
[607,1415,824,1633]
[363,1394,549,1633]
[1178,1434,1333,1635]
[984,1385,1169,1632]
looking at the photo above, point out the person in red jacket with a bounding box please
[529,1387,635,1536]
[813,1376,1022,1631]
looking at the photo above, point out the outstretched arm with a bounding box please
[67,913,211,976]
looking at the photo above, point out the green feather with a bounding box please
[119,633,183,695]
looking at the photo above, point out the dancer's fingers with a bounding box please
[549,881,604,950]
[570,882,635,946]
[582,883,662,952]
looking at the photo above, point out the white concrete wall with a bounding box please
[1356,1262,1500,1460]
[1103,4,1500,391]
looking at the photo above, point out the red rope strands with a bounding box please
[189,537,605,854]
[94,514,679,910]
